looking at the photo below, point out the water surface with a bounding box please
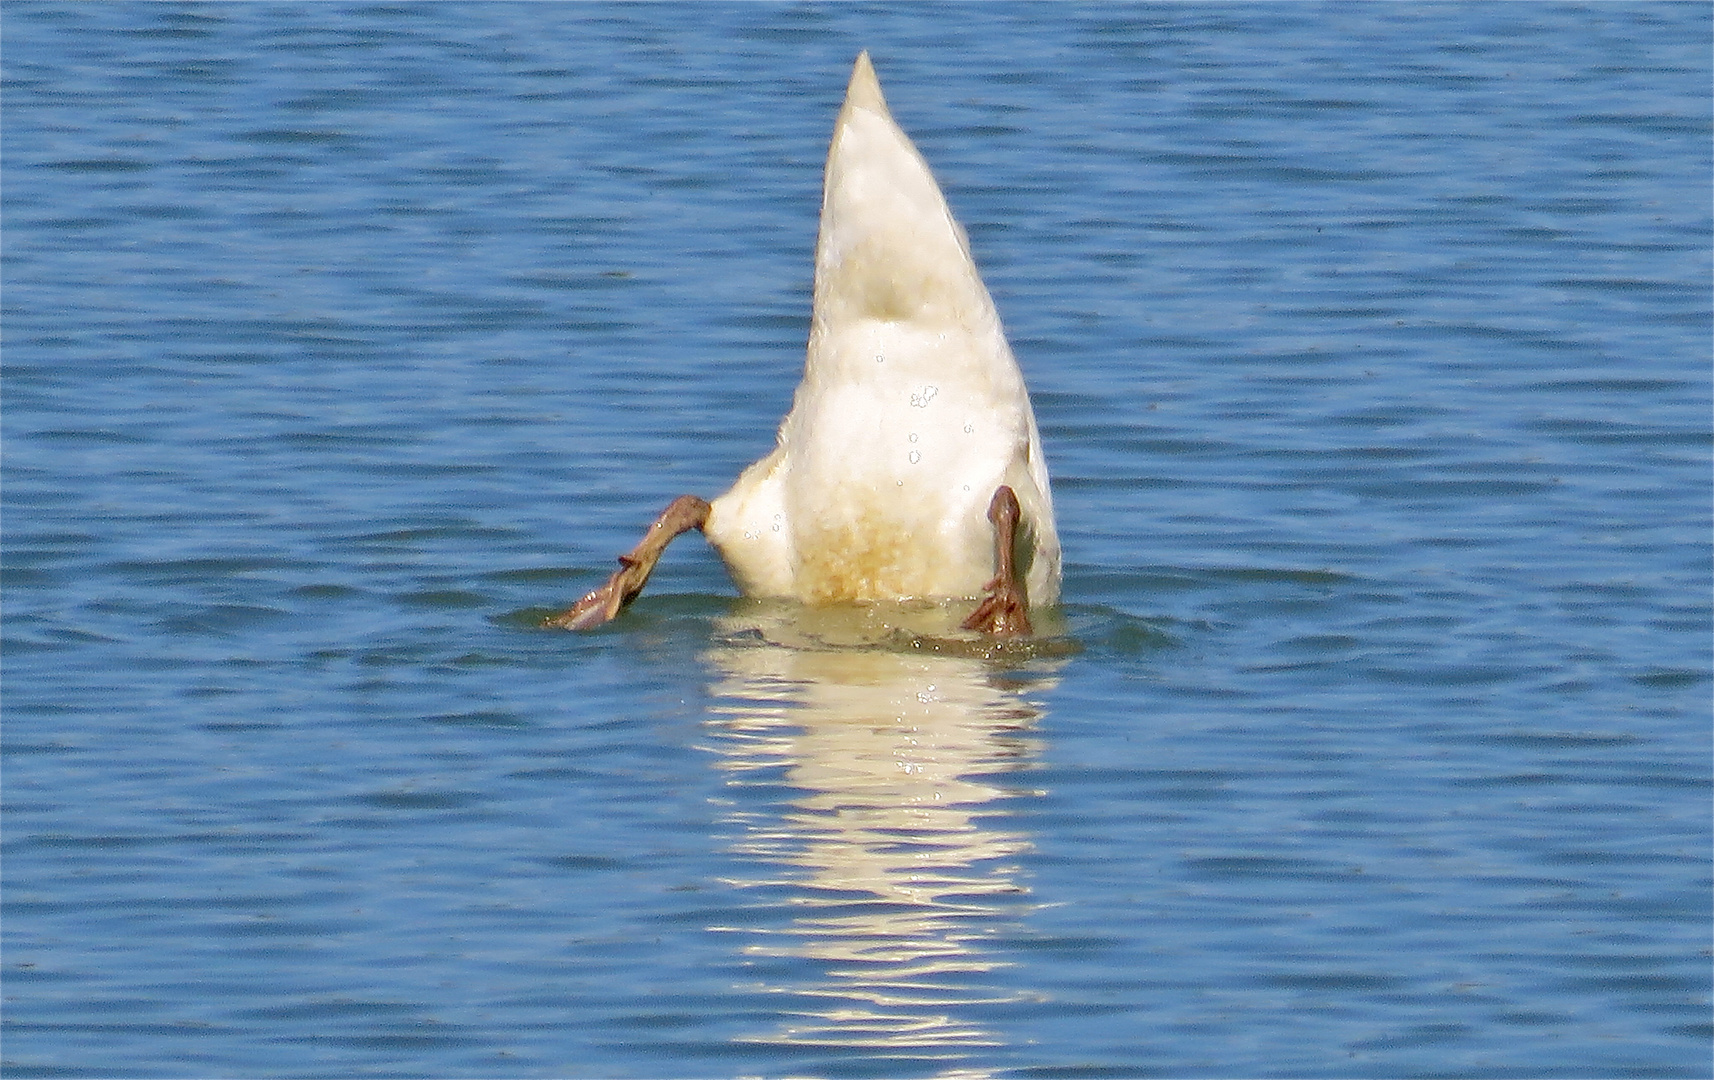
[4,4,1710,1077]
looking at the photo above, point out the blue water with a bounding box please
[4,4,1710,1078]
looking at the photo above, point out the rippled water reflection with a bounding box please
[704,606,1056,1062]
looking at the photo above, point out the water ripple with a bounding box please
[4,4,1708,1078]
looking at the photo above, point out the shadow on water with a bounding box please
[509,592,1179,659]
[696,601,1064,1073]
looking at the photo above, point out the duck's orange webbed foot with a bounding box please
[961,485,1032,637]
[543,495,711,630]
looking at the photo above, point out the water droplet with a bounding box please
[908,450,921,464]
[963,422,974,434]
[909,432,919,443]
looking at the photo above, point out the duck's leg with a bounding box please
[961,485,1032,637]
[543,495,711,630]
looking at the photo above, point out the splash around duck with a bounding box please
[546,52,1060,636]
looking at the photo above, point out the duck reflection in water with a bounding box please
[700,602,1062,1068]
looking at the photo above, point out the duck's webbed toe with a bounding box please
[543,495,711,630]
[962,577,1031,637]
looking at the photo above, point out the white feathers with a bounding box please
[703,52,1059,609]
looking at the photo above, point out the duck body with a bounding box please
[547,52,1058,633]
[704,53,1059,608]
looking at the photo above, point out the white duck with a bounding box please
[547,52,1059,636]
